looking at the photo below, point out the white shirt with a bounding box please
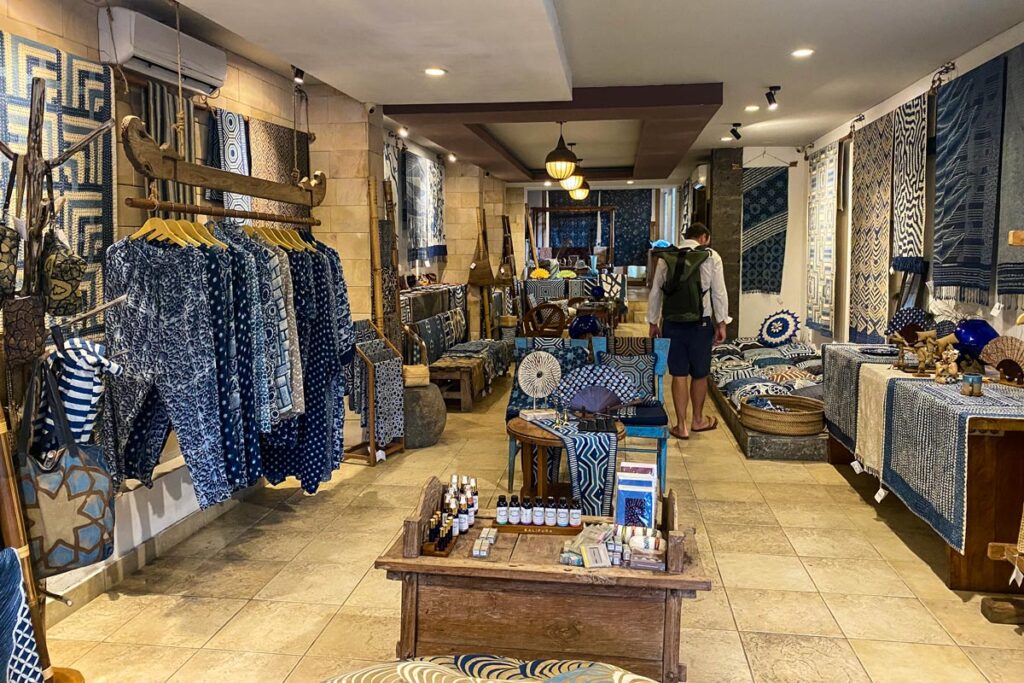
[647,240,732,325]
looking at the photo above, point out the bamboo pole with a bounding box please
[368,176,385,330]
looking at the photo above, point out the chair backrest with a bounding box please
[523,303,567,337]
[592,336,670,402]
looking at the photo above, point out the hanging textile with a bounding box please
[537,420,618,516]
[375,218,403,346]
[0,32,114,335]
[998,45,1024,310]
[806,143,840,336]
[383,133,402,212]
[0,548,43,683]
[213,110,252,213]
[602,189,653,267]
[248,118,311,223]
[143,81,196,217]
[403,150,446,266]
[548,190,598,249]
[741,167,789,295]
[933,55,1006,305]
[679,179,692,239]
[891,94,928,274]
[849,114,894,344]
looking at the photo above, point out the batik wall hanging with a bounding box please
[0,32,114,336]
[891,94,928,273]
[933,55,1005,305]
[805,143,840,336]
[248,118,311,223]
[679,179,692,239]
[548,190,598,248]
[383,132,402,216]
[849,113,894,344]
[998,45,1024,310]
[601,189,653,267]
[374,218,403,346]
[143,81,195,216]
[740,167,788,294]
[213,110,252,213]
[403,150,446,266]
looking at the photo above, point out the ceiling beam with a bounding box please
[464,123,532,179]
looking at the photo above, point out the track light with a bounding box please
[398,127,409,138]
[730,123,742,140]
[292,66,304,85]
[765,86,781,111]
[447,153,457,163]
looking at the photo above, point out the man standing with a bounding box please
[647,223,730,439]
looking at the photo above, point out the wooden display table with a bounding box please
[376,478,711,682]
[506,417,626,501]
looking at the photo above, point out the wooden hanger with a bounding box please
[192,219,228,249]
[172,219,209,247]
[129,216,189,247]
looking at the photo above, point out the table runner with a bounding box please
[882,380,1024,552]
[892,94,929,274]
[741,167,789,295]
[537,420,618,516]
[0,548,43,682]
[849,114,893,344]
[806,143,840,336]
[853,363,914,475]
[998,45,1024,310]
[933,55,1005,305]
[822,344,896,452]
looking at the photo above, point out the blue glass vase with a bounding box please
[954,318,999,360]
[569,314,603,339]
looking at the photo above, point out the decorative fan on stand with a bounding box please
[552,364,641,414]
[517,351,562,419]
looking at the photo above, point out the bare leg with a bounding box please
[690,376,713,430]
[671,375,690,437]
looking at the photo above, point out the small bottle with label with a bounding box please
[509,495,521,525]
[458,495,469,533]
[521,497,533,525]
[569,498,582,527]
[544,496,557,526]
[470,478,479,513]
[496,495,508,525]
[532,497,545,526]
[556,497,569,527]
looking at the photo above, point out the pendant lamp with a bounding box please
[569,179,591,201]
[560,150,584,191]
[545,122,577,180]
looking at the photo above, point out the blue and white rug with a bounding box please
[822,343,897,452]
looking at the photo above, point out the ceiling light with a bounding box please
[699,176,706,184]
[545,122,577,180]
[744,105,760,112]
[791,48,815,58]
[398,127,409,138]
[543,180,552,187]
[292,66,305,85]
[626,180,635,185]
[424,67,448,77]
[765,86,781,111]
[720,136,732,142]
[569,179,591,201]
[730,123,742,140]
[447,153,457,163]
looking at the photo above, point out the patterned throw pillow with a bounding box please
[734,337,764,352]
[598,352,656,400]
[731,381,791,409]
[751,356,790,368]
[743,347,781,361]
[712,343,743,357]
[758,310,801,347]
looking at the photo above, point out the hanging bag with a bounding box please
[3,295,46,367]
[16,360,115,579]
[41,172,85,316]
[0,158,20,300]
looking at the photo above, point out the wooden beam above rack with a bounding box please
[120,115,327,208]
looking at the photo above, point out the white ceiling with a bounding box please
[181,0,1024,177]
[486,120,640,168]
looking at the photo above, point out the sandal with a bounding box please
[691,416,719,433]
[669,426,690,440]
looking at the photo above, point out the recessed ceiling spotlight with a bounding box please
[544,180,552,187]
[791,48,815,58]
[398,127,409,138]
[744,105,760,112]
[292,66,305,85]
[424,67,448,77]
[626,180,635,185]
[765,85,781,111]
[730,123,742,140]
[447,153,457,163]
[720,136,733,142]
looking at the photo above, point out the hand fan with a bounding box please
[552,364,641,414]
[981,336,1024,369]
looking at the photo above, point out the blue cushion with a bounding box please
[597,352,656,400]
[614,402,669,426]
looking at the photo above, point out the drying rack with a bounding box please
[345,320,405,466]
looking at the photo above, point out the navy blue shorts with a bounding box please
[662,318,714,379]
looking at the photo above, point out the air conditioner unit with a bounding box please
[99,8,227,95]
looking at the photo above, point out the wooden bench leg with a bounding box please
[460,368,474,412]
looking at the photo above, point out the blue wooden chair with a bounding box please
[592,336,672,491]
[506,337,593,492]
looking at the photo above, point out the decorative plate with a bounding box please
[517,351,561,400]
[757,310,800,347]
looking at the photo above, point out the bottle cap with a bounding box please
[497,495,507,505]
[511,495,519,504]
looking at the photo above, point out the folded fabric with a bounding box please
[0,548,44,683]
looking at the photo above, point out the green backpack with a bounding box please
[656,246,710,323]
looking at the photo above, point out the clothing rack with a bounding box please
[123,196,320,227]
[345,321,405,466]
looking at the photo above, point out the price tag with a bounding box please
[874,488,888,503]
[1010,566,1023,587]
[375,449,387,463]
[850,461,864,475]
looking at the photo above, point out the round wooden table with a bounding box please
[506,417,626,501]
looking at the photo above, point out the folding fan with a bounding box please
[551,364,640,414]
[981,336,1024,369]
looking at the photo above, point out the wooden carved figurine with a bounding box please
[934,347,960,384]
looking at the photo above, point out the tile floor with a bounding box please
[46,341,1024,682]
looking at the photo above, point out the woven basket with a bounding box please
[740,394,825,436]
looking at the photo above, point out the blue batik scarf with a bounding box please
[741,167,788,294]
[537,420,618,516]
[998,45,1024,310]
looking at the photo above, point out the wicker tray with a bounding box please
[740,394,825,436]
